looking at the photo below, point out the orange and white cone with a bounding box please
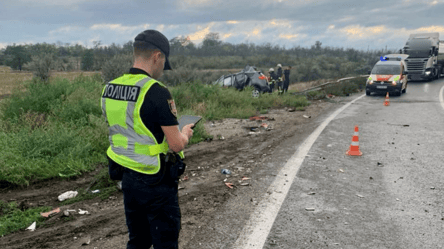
[383,92,390,106]
[346,126,362,156]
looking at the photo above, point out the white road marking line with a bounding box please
[233,94,367,249]
[439,85,444,111]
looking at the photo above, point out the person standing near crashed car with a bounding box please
[282,66,291,93]
[276,64,284,95]
[268,68,278,93]
[101,29,194,249]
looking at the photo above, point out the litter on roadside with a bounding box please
[182,176,189,181]
[40,207,61,218]
[249,116,269,121]
[221,169,231,175]
[178,186,185,190]
[240,183,249,186]
[26,221,36,231]
[303,115,311,119]
[58,191,78,201]
[91,190,100,194]
[338,169,344,173]
[78,209,90,215]
[225,182,235,189]
[305,208,315,211]
[307,192,316,195]
[242,177,250,181]
[356,194,365,198]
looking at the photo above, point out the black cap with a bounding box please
[134,30,172,70]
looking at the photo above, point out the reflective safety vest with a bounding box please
[101,74,184,175]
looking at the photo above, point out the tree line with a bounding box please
[0,32,397,84]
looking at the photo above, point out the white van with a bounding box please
[366,54,408,96]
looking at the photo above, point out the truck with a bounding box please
[402,32,443,81]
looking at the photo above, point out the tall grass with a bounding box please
[0,74,309,187]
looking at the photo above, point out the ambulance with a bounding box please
[366,54,408,96]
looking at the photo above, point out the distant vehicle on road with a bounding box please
[366,54,408,96]
[402,32,443,81]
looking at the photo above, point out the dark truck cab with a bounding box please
[403,32,442,81]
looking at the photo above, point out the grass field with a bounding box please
[0,66,99,97]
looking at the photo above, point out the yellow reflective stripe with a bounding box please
[134,141,169,156]
[112,134,128,149]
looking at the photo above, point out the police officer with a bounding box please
[276,64,284,95]
[101,29,194,249]
[283,66,291,93]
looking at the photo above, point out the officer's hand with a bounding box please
[182,124,194,139]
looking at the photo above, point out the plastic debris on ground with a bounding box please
[240,183,249,186]
[182,176,189,181]
[78,209,90,215]
[221,169,231,175]
[91,190,100,194]
[242,177,250,181]
[225,182,235,189]
[307,192,316,195]
[249,116,269,121]
[58,191,78,201]
[305,208,315,211]
[338,168,344,173]
[26,221,37,231]
[303,115,311,118]
[287,108,296,112]
[40,207,61,218]
[356,194,365,198]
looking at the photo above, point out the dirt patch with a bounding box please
[0,96,344,249]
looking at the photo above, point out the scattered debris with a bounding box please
[81,236,91,246]
[78,209,90,215]
[303,115,311,118]
[396,198,400,201]
[40,207,61,218]
[63,210,70,217]
[205,137,213,142]
[305,208,315,211]
[431,187,435,190]
[377,162,383,167]
[369,177,373,180]
[178,186,185,190]
[249,116,269,121]
[387,123,410,127]
[58,191,78,202]
[241,177,250,181]
[240,183,249,186]
[287,108,296,112]
[182,176,189,181]
[338,168,344,173]
[307,192,316,195]
[221,169,231,175]
[225,182,235,189]
[260,123,269,129]
[356,194,365,198]
[116,181,122,190]
[26,221,36,231]
[91,190,100,194]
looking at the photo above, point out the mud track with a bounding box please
[0,97,341,249]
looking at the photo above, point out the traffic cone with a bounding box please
[383,92,390,106]
[346,126,362,156]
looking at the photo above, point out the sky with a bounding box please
[1,0,444,52]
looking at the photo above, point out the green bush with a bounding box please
[101,53,133,83]
[23,53,54,82]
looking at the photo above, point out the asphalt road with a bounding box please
[251,79,444,249]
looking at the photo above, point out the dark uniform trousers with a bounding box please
[121,158,181,249]
[283,79,290,93]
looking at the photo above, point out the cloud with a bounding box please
[90,23,149,34]
[279,33,306,40]
[188,25,212,42]
[227,20,239,24]
[49,26,83,35]
[339,25,388,39]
